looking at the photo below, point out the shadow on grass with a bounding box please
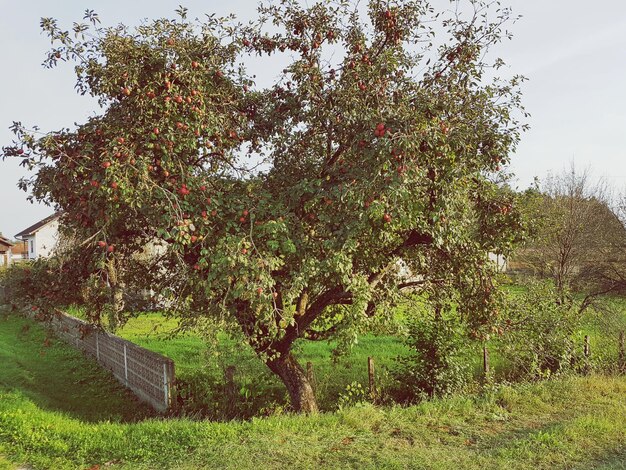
[0,308,155,423]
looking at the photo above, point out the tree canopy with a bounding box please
[3,0,528,412]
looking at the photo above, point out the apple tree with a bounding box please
[4,0,527,412]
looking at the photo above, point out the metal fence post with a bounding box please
[163,363,169,408]
[96,331,100,361]
[123,344,128,384]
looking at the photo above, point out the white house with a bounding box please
[14,213,61,260]
[488,252,508,272]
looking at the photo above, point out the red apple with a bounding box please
[191,61,199,68]
[241,248,248,255]
[107,245,115,253]
[97,241,106,248]
[383,213,392,223]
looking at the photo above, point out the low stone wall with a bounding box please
[48,310,175,412]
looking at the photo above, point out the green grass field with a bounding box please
[60,290,626,417]
[0,311,154,423]
[2,308,626,469]
[105,311,410,415]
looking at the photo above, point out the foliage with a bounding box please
[3,0,529,411]
[497,280,581,379]
[337,381,370,409]
[0,246,152,330]
[393,306,473,400]
[513,166,626,308]
[0,255,89,315]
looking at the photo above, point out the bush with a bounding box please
[497,280,581,379]
[392,310,473,402]
[0,254,94,317]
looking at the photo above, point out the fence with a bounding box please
[47,309,175,412]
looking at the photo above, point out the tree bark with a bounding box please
[266,352,318,413]
[106,257,125,332]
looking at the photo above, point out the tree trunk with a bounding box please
[106,257,125,332]
[266,352,318,413]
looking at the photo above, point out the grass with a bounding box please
[0,309,154,423]
[62,308,411,415]
[1,307,625,469]
[61,289,626,417]
[0,343,624,468]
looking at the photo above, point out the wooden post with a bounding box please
[619,330,625,373]
[368,356,376,399]
[483,345,490,378]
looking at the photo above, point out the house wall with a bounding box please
[488,252,508,272]
[32,220,60,259]
[25,236,36,259]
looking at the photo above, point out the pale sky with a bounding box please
[1,0,625,238]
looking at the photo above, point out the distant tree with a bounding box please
[3,0,527,412]
[516,165,626,309]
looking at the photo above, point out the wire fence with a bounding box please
[48,309,175,412]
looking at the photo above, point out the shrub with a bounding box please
[392,310,473,402]
[497,280,581,379]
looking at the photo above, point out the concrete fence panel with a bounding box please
[48,309,175,412]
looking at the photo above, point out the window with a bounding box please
[30,240,34,253]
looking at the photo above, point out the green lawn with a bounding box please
[2,309,626,469]
[106,312,410,416]
[0,310,154,423]
[61,291,626,417]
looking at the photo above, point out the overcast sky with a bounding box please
[1,0,625,238]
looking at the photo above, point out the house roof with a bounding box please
[15,212,61,239]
